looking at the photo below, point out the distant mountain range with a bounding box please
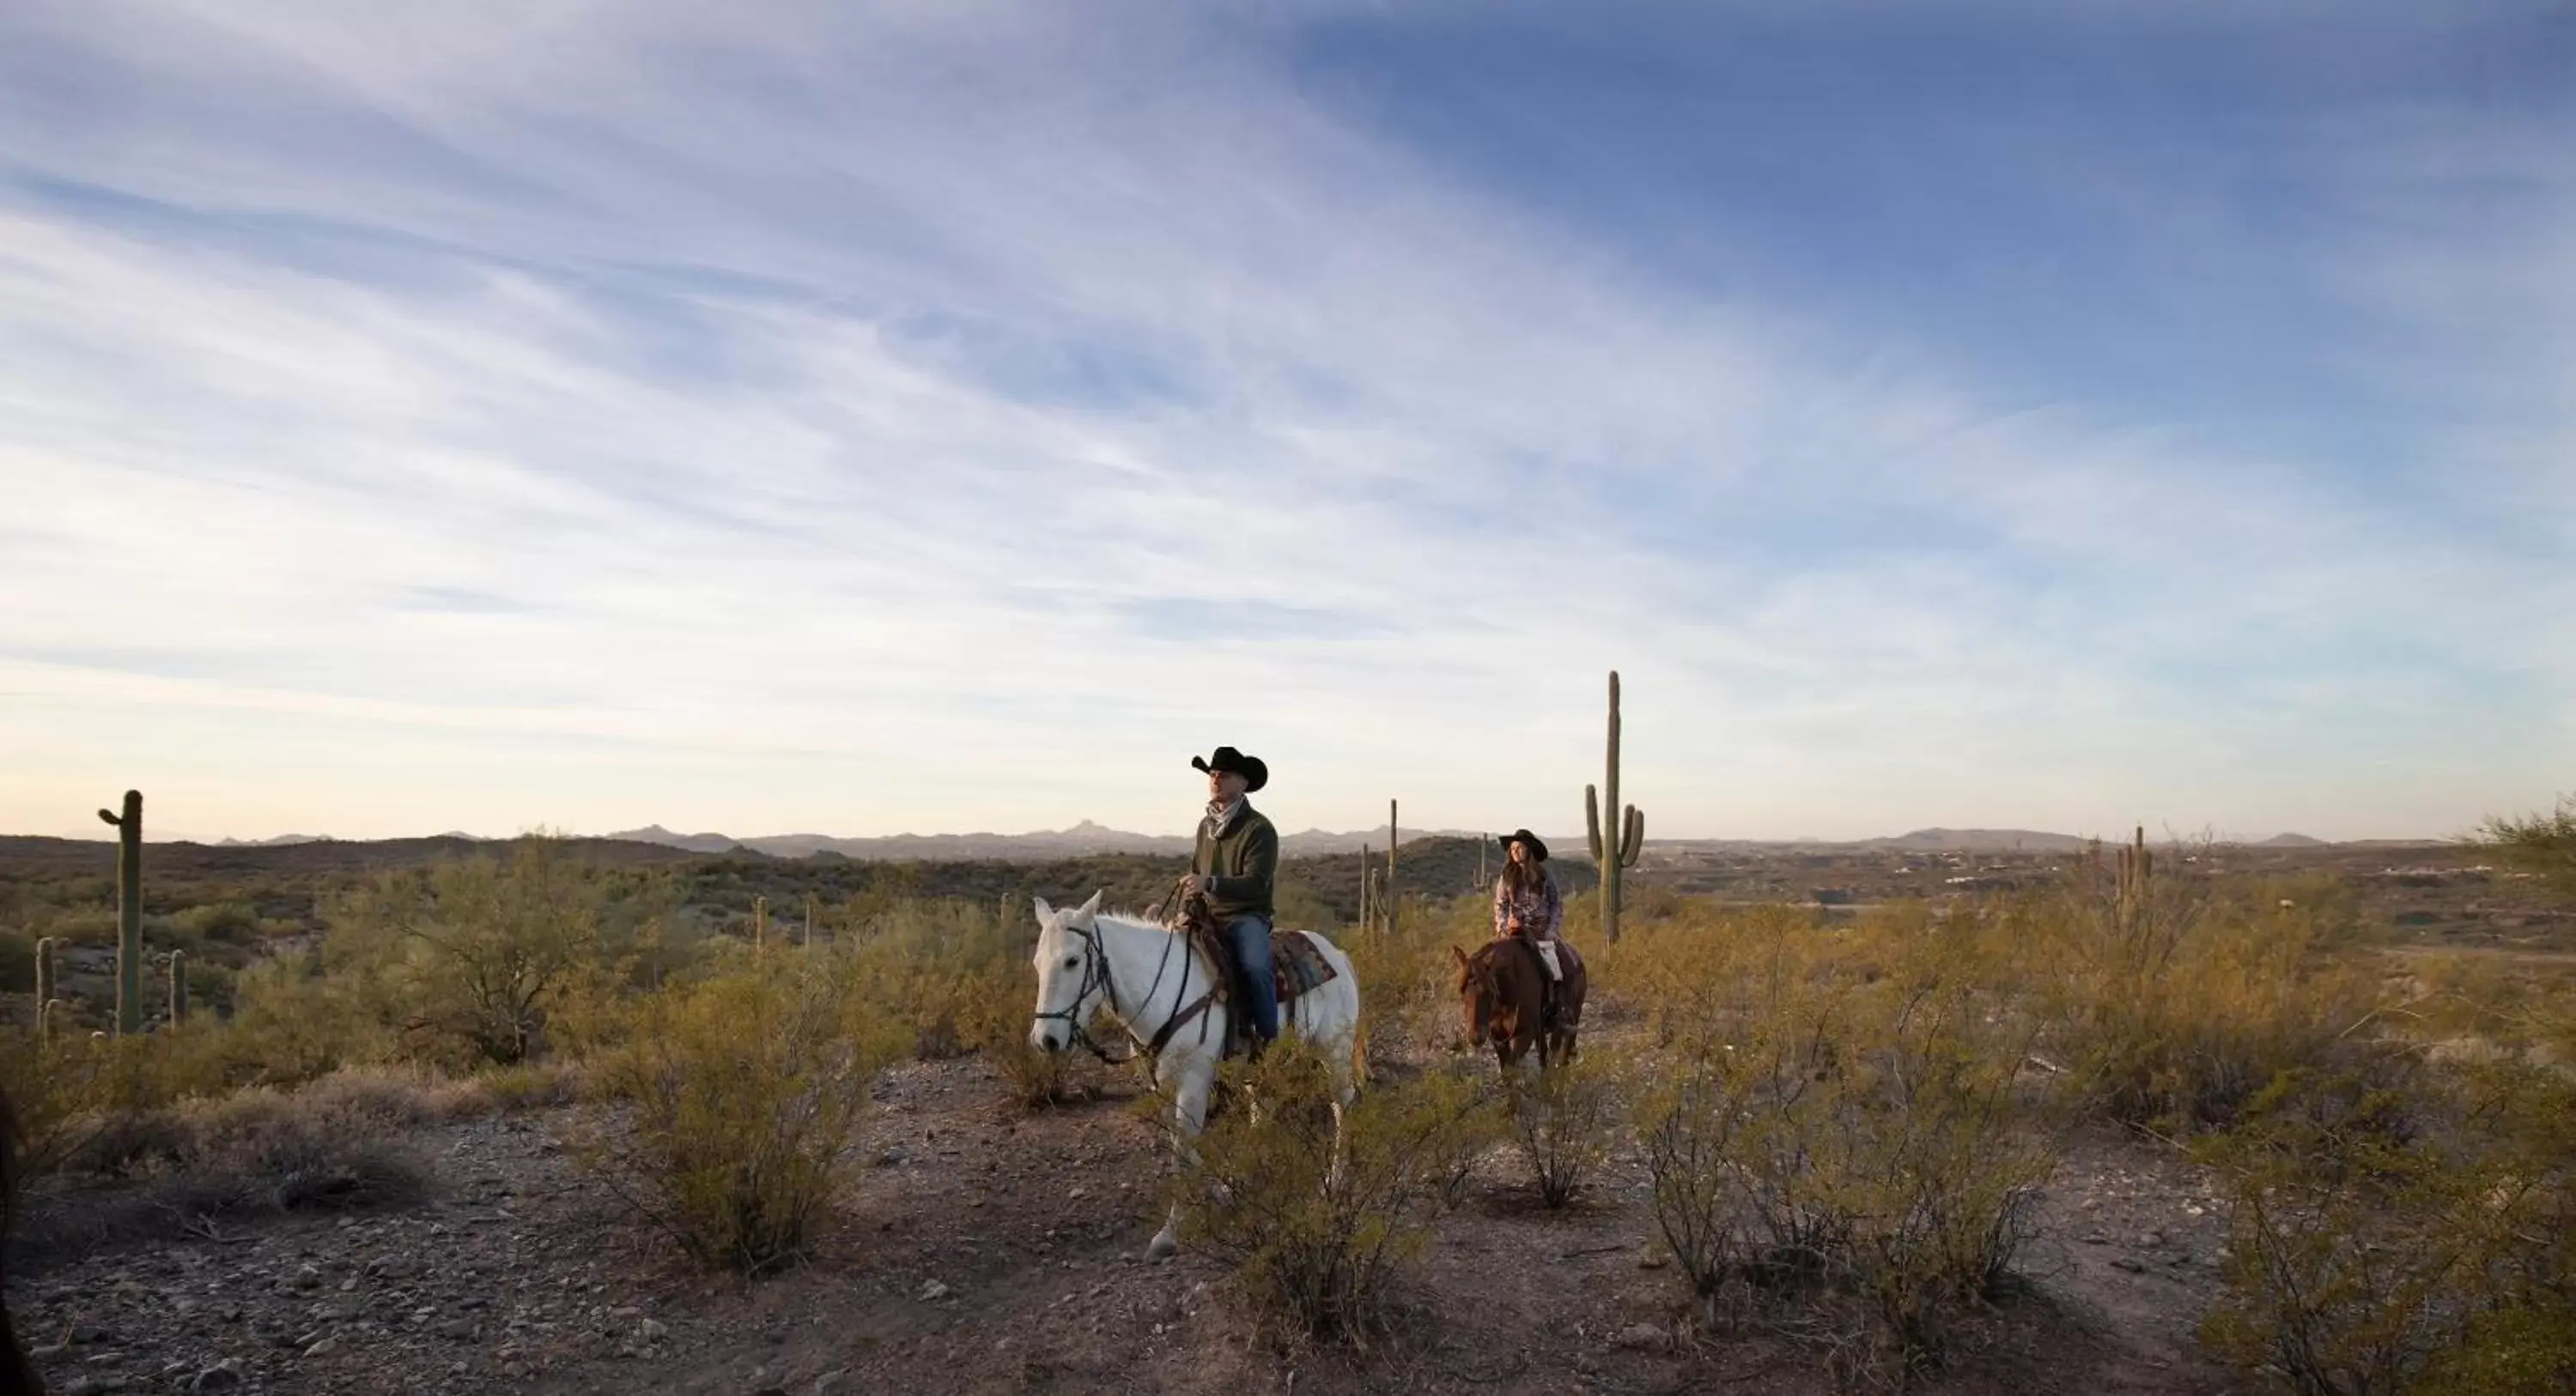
[600,821,1490,861]
[574,822,2365,861]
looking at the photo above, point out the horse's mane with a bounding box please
[1467,935,1543,978]
[1084,909,1182,935]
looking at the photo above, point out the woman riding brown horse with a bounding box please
[1452,934,1585,1069]
[1455,830,1586,1068]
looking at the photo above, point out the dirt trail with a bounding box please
[19,1058,2251,1396]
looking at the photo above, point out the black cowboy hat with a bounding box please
[1499,828,1548,861]
[1191,745,1268,792]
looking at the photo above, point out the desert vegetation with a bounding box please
[1,806,2571,1393]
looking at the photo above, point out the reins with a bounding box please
[1031,884,1224,1065]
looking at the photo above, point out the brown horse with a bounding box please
[1452,936,1586,1071]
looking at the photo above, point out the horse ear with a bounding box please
[1449,945,1469,968]
[1078,889,1104,918]
[1033,896,1055,923]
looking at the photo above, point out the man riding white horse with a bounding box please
[1183,745,1280,1059]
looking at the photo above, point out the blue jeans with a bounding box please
[1222,913,1279,1042]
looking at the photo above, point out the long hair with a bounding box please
[1500,851,1551,899]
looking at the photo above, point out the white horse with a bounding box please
[1027,890,1363,1260]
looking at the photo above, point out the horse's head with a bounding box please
[1451,944,1500,1052]
[1028,889,1107,1054]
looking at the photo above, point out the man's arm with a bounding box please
[1206,822,1279,903]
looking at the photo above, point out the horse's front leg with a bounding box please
[1324,1041,1358,1193]
[1149,1067,1212,1262]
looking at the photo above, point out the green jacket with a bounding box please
[1194,802,1279,922]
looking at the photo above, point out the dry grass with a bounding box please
[9,827,2574,1386]
[10,1065,442,1270]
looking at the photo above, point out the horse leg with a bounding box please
[1325,1034,1358,1193]
[1148,1068,1212,1262]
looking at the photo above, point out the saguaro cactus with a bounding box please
[1384,800,1399,937]
[1358,844,1372,933]
[33,936,55,1019]
[1584,672,1646,943]
[168,950,188,1028]
[2116,824,2150,914]
[96,789,143,1035]
[753,895,768,953]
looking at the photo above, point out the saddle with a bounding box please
[1162,889,1340,1060]
[1503,932,1581,1032]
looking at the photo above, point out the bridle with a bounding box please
[1030,907,1194,1065]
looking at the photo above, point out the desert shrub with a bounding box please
[833,897,1021,1059]
[2197,1055,2576,1396]
[172,901,261,945]
[829,895,1104,1107]
[207,955,392,1089]
[1180,1041,1498,1338]
[1506,1049,1622,1208]
[1626,909,2058,1383]
[2008,846,2386,1132]
[465,1059,586,1114]
[586,963,895,1275]
[1346,895,1482,1068]
[327,836,621,1069]
[991,1035,1084,1108]
[2415,1300,2576,1396]
[2473,795,2576,895]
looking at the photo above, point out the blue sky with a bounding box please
[2,0,2569,843]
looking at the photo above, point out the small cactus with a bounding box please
[2117,824,2151,913]
[1358,844,1372,932]
[40,998,63,1044]
[1384,800,1399,938]
[168,950,188,1028]
[753,895,768,953]
[1585,671,1647,942]
[96,789,143,1035]
[34,936,55,1022]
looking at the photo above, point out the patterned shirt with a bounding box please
[1492,869,1563,940]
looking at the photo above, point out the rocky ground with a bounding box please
[15,1056,2251,1396]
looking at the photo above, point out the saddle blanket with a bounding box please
[1271,928,1340,1003]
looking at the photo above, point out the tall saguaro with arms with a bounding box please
[1584,672,1645,943]
[97,789,144,1035]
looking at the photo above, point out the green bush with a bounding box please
[1506,1049,1620,1208]
[585,963,895,1275]
[1181,1041,1497,1338]
[1626,911,2058,1383]
[2197,1057,2576,1396]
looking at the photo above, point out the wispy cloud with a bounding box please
[1,0,2567,842]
